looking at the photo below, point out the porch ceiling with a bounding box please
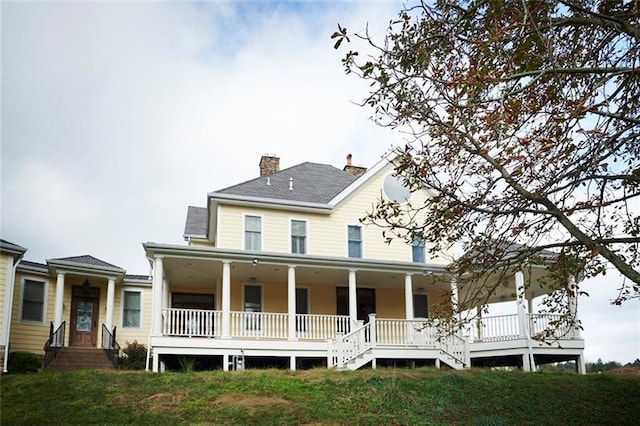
[161,256,450,292]
[457,265,564,307]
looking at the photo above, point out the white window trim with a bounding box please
[295,286,311,314]
[242,283,264,312]
[411,239,427,263]
[121,287,144,330]
[346,224,364,258]
[18,276,48,325]
[413,292,430,319]
[243,213,264,251]
[289,218,309,255]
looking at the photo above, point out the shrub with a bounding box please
[9,352,41,373]
[120,341,147,370]
[178,356,197,372]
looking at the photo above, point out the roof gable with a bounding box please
[184,206,208,238]
[0,239,27,256]
[47,254,124,271]
[211,162,358,205]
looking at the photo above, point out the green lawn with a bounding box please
[2,368,638,425]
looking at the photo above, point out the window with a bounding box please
[412,239,426,263]
[348,225,362,258]
[122,290,141,328]
[245,215,262,250]
[21,279,45,322]
[413,294,429,318]
[291,220,307,254]
[296,287,309,332]
[244,284,262,330]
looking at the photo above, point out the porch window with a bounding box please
[413,294,429,318]
[291,220,307,254]
[412,239,426,263]
[348,225,362,258]
[244,284,262,330]
[296,287,309,332]
[122,290,141,328]
[245,215,262,250]
[20,279,45,323]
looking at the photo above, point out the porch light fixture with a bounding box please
[252,258,258,267]
[82,279,90,287]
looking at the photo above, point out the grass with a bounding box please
[2,368,638,425]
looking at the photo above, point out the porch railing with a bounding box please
[469,314,520,342]
[161,309,350,340]
[469,313,580,343]
[101,324,121,368]
[230,311,288,339]
[295,314,351,340]
[528,313,577,340]
[163,308,221,337]
[328,320,372,368]
[376,318,438,347]
[43,321,65,368]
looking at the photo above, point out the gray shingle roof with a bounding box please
[19,260,47,271]
[0,239,27,255]
[212,162,358,204]
[184,206,208,237]
[124,274,152,281]
[49,255,123,270]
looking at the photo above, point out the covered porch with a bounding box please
[145,244,585,373]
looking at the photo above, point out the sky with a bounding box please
[1,1,637,364]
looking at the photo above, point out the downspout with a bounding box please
[3,254,23,373]
[145,256,154,372]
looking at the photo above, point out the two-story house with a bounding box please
[0,154,586,373]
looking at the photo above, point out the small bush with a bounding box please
[178,356,197,372]
[9,352,41,373]
[120,341,147,370]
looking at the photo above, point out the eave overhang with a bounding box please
[143,242,449,276]
[46,259,126,280]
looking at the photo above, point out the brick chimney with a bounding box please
[343,153,367,177]
[259,154,280,176]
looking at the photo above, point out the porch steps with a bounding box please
[440,356,464,370]
[342,350,374,371]
[45,347,117,371]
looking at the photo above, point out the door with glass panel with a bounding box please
[70,285,100,347]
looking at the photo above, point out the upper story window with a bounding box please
[348,225,362,258]
[291,220,307,254]
[21,278,46,323]
[245,215,262,250]
[412,239,426,263]
[122,290,141,329]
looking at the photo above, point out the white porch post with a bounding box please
[515,270,535,372]
[2,255,19,373]
[105,277,116,331]
[348,269,357,325]
[404,273,414,320]
[54,272,65,328]
[216,278,222,310]
[450,276,459,318]
[567,275,582,338]
[288,265,297,341]
[152,257,164,335]
[515,270,527,339]
[222,261,231,338]
[162,279,169,312]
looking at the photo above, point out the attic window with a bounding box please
[383,174,411,203]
